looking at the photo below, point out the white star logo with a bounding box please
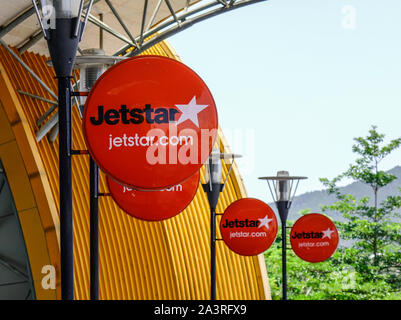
[175,96,209,128]
[322,228,335,239]
[258,215,274,230]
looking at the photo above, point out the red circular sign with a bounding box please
[290,213,339,263]
[83,55,218,190]
[220,198,278,256]
[106,170,200,221]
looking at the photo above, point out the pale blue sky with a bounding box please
[169,0,401,202]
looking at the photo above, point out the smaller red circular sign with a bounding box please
[220,198,278,256]
[106,171,200,221]
[290,213,339,263]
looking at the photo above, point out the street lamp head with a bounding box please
[45,47,124,92]
[38,0,81,26]
[204,147,222,184]
[47,0,81,18]
[276,171,290,201]
[34,1,83,77]
[204,148,242,185]
[258,171,307,205]
[203,147,242,208]
[259,171,307,225]
[73,48,125,105]
[38,48,124,142]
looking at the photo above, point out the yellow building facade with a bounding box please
[0,40,271,300]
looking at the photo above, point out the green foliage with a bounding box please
[265,126,401,300]
[265,235,401,300]
[297,208,311,216]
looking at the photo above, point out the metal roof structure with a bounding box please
[0,0,267,143]
[0,0,266,57]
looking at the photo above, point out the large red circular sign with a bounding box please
[106,171,200,221]
[220,198,278,256]
[83,55,218,190]
[290,213,339,263]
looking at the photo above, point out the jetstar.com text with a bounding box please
[108,133,194,150]
[229,231,267,239]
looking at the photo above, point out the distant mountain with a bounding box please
[275,166,401,222]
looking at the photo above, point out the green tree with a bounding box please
[320,126,401,293]
[265,127,401,299]
[266,210,365,300]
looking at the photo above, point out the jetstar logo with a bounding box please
[82,56,218,191]
[89,96,208,128]
[221,215,274,229]
[289,213,339,263]
[291,228,335,240]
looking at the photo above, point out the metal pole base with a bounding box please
[58,76,73,300]
[90,158,99,300]
[276,200,290,300]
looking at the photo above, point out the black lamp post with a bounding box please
[259,171,307,300]
[202,147,241,300]
[32,0,94,300]
[73,49,124,300]
[45,0,81,301]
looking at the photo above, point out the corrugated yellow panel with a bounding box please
[0,41,270,300]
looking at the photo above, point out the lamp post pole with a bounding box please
[259,171,307,301]
[35,0,93,299]
[276,200,290,300]
[46,15,80,300]
[58,75,74,300]
[202,154,223,301]
[202,182,222,300]
[202,149,241,300]
[89,159,99,300]
[73,48,124,300]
